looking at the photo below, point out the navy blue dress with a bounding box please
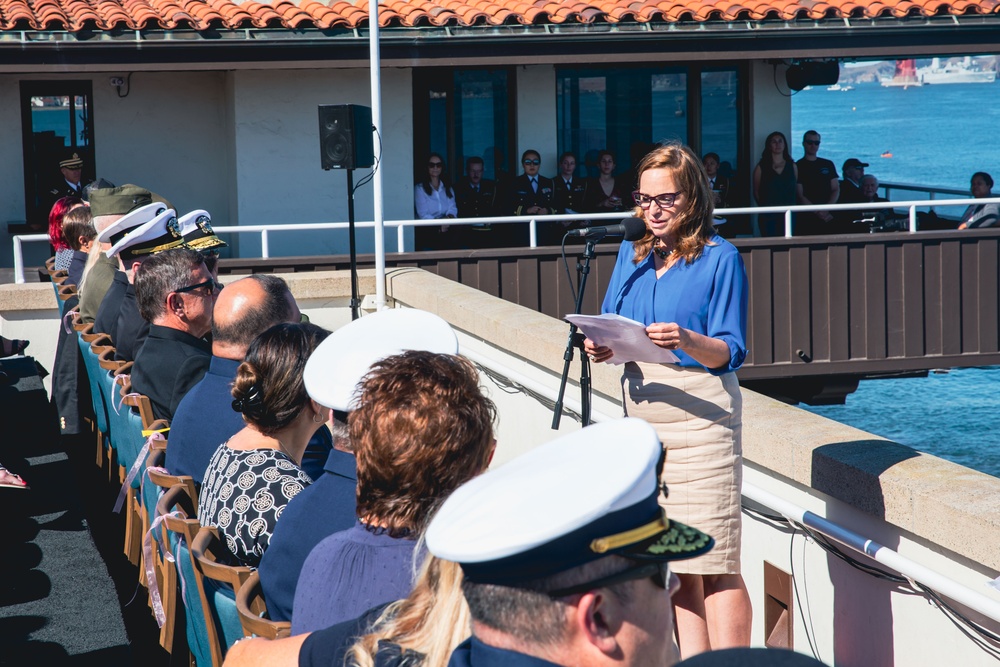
[292,523,419,635]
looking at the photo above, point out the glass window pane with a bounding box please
[454,70,508,181]
[651,73,687,145]
[32,95,72,148]
[700,70,739,173]
[558,67,688,179]
[428,88,448,163]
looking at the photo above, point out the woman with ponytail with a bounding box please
[199,321,330,567]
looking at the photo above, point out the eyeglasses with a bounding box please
[522,159,541,166]
[546,560,678,598]
[804,139,821,146]
[632,191,681,209]
[428,162,443,168]
[174,278,222,296]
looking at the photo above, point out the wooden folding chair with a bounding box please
[235,570,291,640]
[191,526,254,666]
[156,484,206,662]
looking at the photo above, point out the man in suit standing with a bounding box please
[507,149,554,247]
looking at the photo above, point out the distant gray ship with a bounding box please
[918,57,997,85]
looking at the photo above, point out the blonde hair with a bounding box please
[631,142,716,265]
[346,556,470,667]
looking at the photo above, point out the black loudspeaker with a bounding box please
[785,61,840,91]
[318,104,374,170]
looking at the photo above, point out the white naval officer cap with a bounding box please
[96,201,171,246]
[106,206,181,262]
[176,210,228,253]
[425,418,713,586]
[303,308,459,412]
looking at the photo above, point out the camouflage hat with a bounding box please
[88,184,173,218]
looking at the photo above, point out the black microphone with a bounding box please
[566,217,646,241]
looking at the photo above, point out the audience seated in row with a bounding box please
[198,322,329,568]
[167,274,301,485]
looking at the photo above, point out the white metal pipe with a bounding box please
[397,225,405,253]
[261,228,270,258]
[13,236,24,284]
[10,195,1000,277]
[529,218,537,248]
[368,0,387,311]
[743,481,1000,624]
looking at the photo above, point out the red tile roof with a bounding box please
[1,0,997,33]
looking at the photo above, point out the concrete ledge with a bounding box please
[385,268,1000,573]
[0,282,61,312]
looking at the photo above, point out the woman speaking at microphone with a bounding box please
[583,142,750,658]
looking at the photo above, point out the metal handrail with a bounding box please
[11,196,998,284]
[879,180,972,201]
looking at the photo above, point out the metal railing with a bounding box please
[11,195,996,284]
[879,180,971,202]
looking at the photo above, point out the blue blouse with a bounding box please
[600,234,748,375]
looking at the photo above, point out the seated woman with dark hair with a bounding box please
[291,351,496,634]
[198,321,331,567]
[958,171,998,230]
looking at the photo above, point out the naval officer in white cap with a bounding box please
[426,418,713,667]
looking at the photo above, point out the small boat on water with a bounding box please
[881,151,893,158]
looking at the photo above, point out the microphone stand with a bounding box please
[551,231,603,430]
[346,168,360,321]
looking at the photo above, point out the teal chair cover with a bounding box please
[77,336,109,439]
[204,578,246,653]
[173,534,214,667]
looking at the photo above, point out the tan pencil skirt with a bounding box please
[622,361,743,575]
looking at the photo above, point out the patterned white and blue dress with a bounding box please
[198,445,313,568]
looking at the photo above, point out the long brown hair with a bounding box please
[631,142,716,265]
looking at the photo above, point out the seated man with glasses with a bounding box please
[426,418,714,667]
[131,247,220,420]
[507,149,555,246]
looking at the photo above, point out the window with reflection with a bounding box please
[557,67,687,181]
[414,68,514,185]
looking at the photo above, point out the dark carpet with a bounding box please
[1,356,169,666]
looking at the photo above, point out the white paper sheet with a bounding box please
[565,313,680,365]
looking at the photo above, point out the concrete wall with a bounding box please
[228,67,413,258]
[1,67,416,268]
[748,60,793,173]
[0,72,232,268]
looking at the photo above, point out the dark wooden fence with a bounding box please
[220,228,1000,402]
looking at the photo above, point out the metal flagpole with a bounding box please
[368,0,387,311]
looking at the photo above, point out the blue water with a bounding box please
[791,81,1000,477]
